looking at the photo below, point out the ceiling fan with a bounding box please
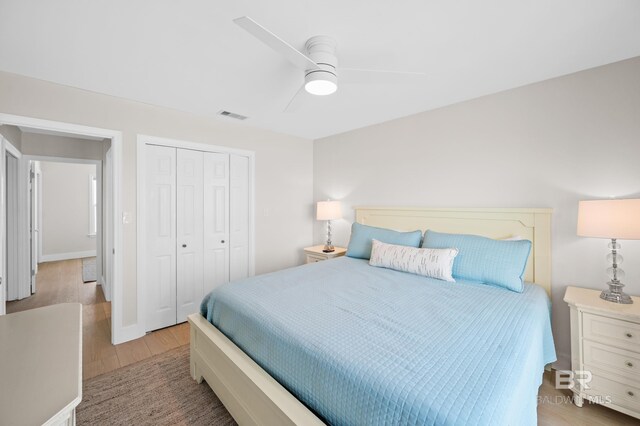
[233,16,426,111]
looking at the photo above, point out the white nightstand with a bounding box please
[304,245,347,264]
[564,286,640,419]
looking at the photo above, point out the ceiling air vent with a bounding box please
[218,110,248,121]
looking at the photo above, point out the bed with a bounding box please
[188,207,555,425]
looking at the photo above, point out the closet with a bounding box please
[145,144,249,332]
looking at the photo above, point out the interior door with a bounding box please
[5,153,18,301]
[29,161,38,294]
[230,154,250,281]
[0,138,5,315]
[203,152,229,294]
[145,145,177,331]
[104,147,112,301]
[176,148,204,323]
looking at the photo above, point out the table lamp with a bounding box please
[577,199,640,304]
[317,200,342,253]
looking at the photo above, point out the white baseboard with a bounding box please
[40,250,97,262]
[99,275,112,302]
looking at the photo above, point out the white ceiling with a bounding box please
[1,1,639,140]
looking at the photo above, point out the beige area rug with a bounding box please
[77,345,236,425]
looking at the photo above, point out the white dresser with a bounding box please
[0,303,82,425]
[565,286,640,419]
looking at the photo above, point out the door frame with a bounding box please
[3,139,24,305]
[136,134,255,333]
[0,114,127,344]
[0,137,3,315]
[103,147,113,301]
[24,155,102,284]
[31,160,41,293]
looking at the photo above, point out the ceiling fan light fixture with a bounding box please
[304,71,337,96]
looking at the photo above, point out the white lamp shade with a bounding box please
[577,199,640,240]
[317,200,342,221]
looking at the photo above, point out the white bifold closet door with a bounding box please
[176,148,204,323]
[146,145,178,331]
[146,144,239,331]
[230,155,250,281]
[203,153,230,294]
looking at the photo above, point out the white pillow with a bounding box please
[369,239,459,282]
[499,235,524,241]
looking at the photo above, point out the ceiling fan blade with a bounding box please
[339,67,427,85]
[234,16,319,71]
[283,84,309,113]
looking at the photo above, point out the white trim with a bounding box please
[88,173,97,236]
[23,155,100,165]
[25,155,102,296]
[136,139,147,332]
[0,137,5,314]
[139,134,255,157]
[0,114,127,344]
[103,146,113,302]
[5,151,21,300]
[37,165,42,264]
[18,157,30,299]
[137,134,256,333]
[4,139,21,159]
[40,250,97,263]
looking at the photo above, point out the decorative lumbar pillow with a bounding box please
[499,235,524,241]
[346,223,423,260]
[369,239,459,282]
[422,230,532,293]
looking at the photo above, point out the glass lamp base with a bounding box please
[323,244,335,253]
[600,282,633,304]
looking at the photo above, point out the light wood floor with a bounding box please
[537,371,639,425]
[7,258,189,380]
[7,259,639,423]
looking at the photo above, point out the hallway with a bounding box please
[7,259,189,379]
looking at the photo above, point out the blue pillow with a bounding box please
[422,230,531,293]
[346,223,422,260]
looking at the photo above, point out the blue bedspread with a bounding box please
[201,257,556,426]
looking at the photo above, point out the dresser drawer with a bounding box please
[583,312,640,351]
[306,254,323,264]
[584,371,640,413]
[584,340,640,378]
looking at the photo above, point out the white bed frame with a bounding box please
[188,207,553,425]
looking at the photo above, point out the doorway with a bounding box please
[0,114,125,344]
[5,155,104,312]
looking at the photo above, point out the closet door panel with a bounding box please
[145,145,177,331]
[176,149,204,323]
[203,153,229,294]
[230,154,250,281]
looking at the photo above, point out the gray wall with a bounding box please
[313,57,640,369]
[21,132,104,160]
[0,124,22,150]
[40,161,97,257]
[0,70,315,329]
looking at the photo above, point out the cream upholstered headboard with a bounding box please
[355,207,552,295]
